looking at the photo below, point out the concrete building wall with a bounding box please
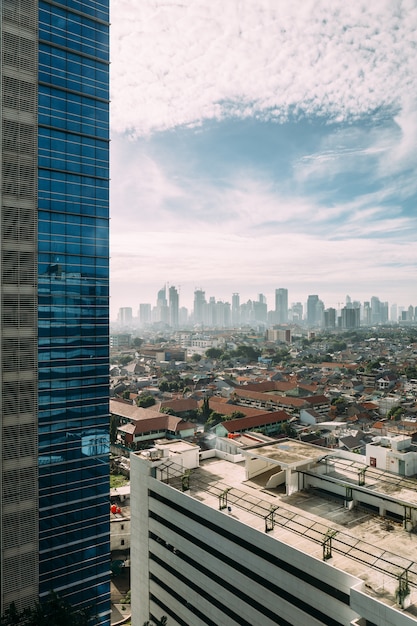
[110,518,131,552]
[131,454,360,626]
[0,0,39,612]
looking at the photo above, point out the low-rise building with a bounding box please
[366,435,417,476]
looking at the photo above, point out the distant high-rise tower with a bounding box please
[193,289,206,325]
[254,294,267,323]
[139,303,152,325]
[390,303,398,324]
[169,285,179,327]
[155,286,169,324]
[341,307,360,329]
[290,302,303,323]
[307,295,319,326]
[118,307,133,325]
[371,296,381,325]
[0,1,110,622]
[324,308,336,329]
[232,293,240,326]
[275,288,288,324]
[363,301,371,326]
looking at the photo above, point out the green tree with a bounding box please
[118,354,133,367]
[136,395,156,408]
[204,411,224,430]
[224,411,245,420]
[159,407,177,416]
[133,337,143,348]
[191,353,202,362]
[1,593,91,626]
[281,421,297,438]
[236,345,261,361]
[404,366,417,380]
[387,406,405,421]
[200,397,210,422]
[110,413,119,444]
[205,348,223,359]
[159,380,169,392]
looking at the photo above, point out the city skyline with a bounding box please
[110,1,417,320]
[114,284,416,329]
[113,283,415,323]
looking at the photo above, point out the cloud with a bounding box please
[110,131,417,318]
[111,0,417,135]
[110,223,416,317]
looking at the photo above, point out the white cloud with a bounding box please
[110,224,417,317]
[110,142,417,317]
[111,0,417,135]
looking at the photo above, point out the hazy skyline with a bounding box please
[110,1,417,320]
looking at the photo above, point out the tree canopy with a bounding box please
[1,593,91,626]
[136,394,156,408]
[205,348,223,359]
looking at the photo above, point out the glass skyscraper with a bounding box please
[1,1,110,623]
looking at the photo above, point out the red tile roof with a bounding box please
[208,399,266,417]
[233,388,307,407]
[221,410,291,433]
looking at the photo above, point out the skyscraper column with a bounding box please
[1,0,39,613]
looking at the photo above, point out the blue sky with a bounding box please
[110,0,417,319]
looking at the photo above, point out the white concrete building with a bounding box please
[366,435,417,476]
[131,440,417,626]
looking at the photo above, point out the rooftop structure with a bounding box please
[131,439,417,625]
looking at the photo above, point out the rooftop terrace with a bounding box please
[162,450,417,618]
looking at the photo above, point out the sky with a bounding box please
[110,0,417,320]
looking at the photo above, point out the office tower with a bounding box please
[370,296,381,325]
[118,306,133,325]
[193,288,206,325]
[207,296,217,326]
[139,303,152,325]
[341,307,360,329]
[240,299,256,325]
[232,293,240,327]
[290,301,303,323]
[156,285,167,308]
[168,285,179,328]
[390,303,397,324]
[254,294,267,324]
[316,299,325,328]
[324,307,336,329]
[214,300,231,328]
[179,306,189,327]
[381,302,389,324]
[1,1,110,622]
[275,288,288,324]
[154,286,169,324]
[307,294,319,326]
[363,301,371,326]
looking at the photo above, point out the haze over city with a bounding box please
[110,1,417,320]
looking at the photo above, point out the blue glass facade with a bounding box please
[37,1,110,623]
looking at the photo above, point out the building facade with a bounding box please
[169,285,179,328]
[131,442,417,626]
[275,287,288,324]
[1,0,110,622]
